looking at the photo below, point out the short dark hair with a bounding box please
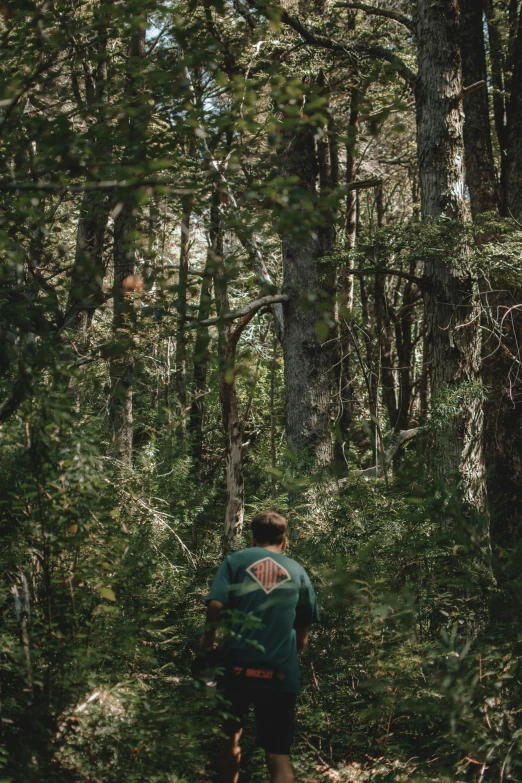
[250,510,288,545]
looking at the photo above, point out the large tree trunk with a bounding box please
[280,123,335,466]
[458,0,499,216]
[416,0,486,511]
[109,23,146,465]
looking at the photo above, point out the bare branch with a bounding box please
[335,2,415,32]
[185,294,290,329]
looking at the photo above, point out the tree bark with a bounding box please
[280,122,335,466]
[458,0,499,216]
[416,0,486,511]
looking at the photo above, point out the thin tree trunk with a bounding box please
[504,8,522,219]
[280,123,335,466]
[65,192,109,329]
[375,273,398,430]
[484,0,508,174]
[175,199,192,437]
[65,35,110,329]
[188,198,220,464]
[458,0,499,216]
[109,23,146,466]
[416,0,486,512]
[335,87,360,467]
[394,275,419,431]
[213,243,245,554]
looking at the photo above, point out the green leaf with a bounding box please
[99,587,116,602]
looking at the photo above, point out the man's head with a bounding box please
[251,510,288,549]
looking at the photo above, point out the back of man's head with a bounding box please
[251,510,288,546]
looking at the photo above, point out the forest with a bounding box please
[1,0,522,780]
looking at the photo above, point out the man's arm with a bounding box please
[199,599,225,652]
[296,626,309,654]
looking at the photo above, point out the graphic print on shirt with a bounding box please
[246,557,291,594]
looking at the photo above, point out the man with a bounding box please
[200,510,320,783]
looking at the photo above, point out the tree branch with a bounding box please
[185,294,290,329]
[341,427,424,480]
[335,2,415,32]
[0,179,193,194]
[246,0,416,86]
[347,178,382,191]
[339,265,423,285]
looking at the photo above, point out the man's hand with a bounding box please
[199,599,225,652]
[296,626,309,654]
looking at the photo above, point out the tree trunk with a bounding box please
[188,198,220,465]
[483,293,522,547]
[280,123,335,466]
[459,0,499,216]
[484,0,508,174]
[219,332,245,555]
[416,0,486,511]
[65,35,110,329]
[335,87,360,467]
[483,8,522,545]
[110,203,139,465]
[109,23,146,466]
[375,273,398,430]
[175,200,192,437]
[65,192,109,330]
[394,275,419,431]
[213,242,245,554]
[504,9,522,219]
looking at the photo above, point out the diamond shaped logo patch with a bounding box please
[246,557,291,594]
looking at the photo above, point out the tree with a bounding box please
[416,0,487,512]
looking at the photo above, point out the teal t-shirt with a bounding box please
[206,547,320,693]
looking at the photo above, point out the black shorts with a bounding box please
[222,687,297,755]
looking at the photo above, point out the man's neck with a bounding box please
[255,543,284,554]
